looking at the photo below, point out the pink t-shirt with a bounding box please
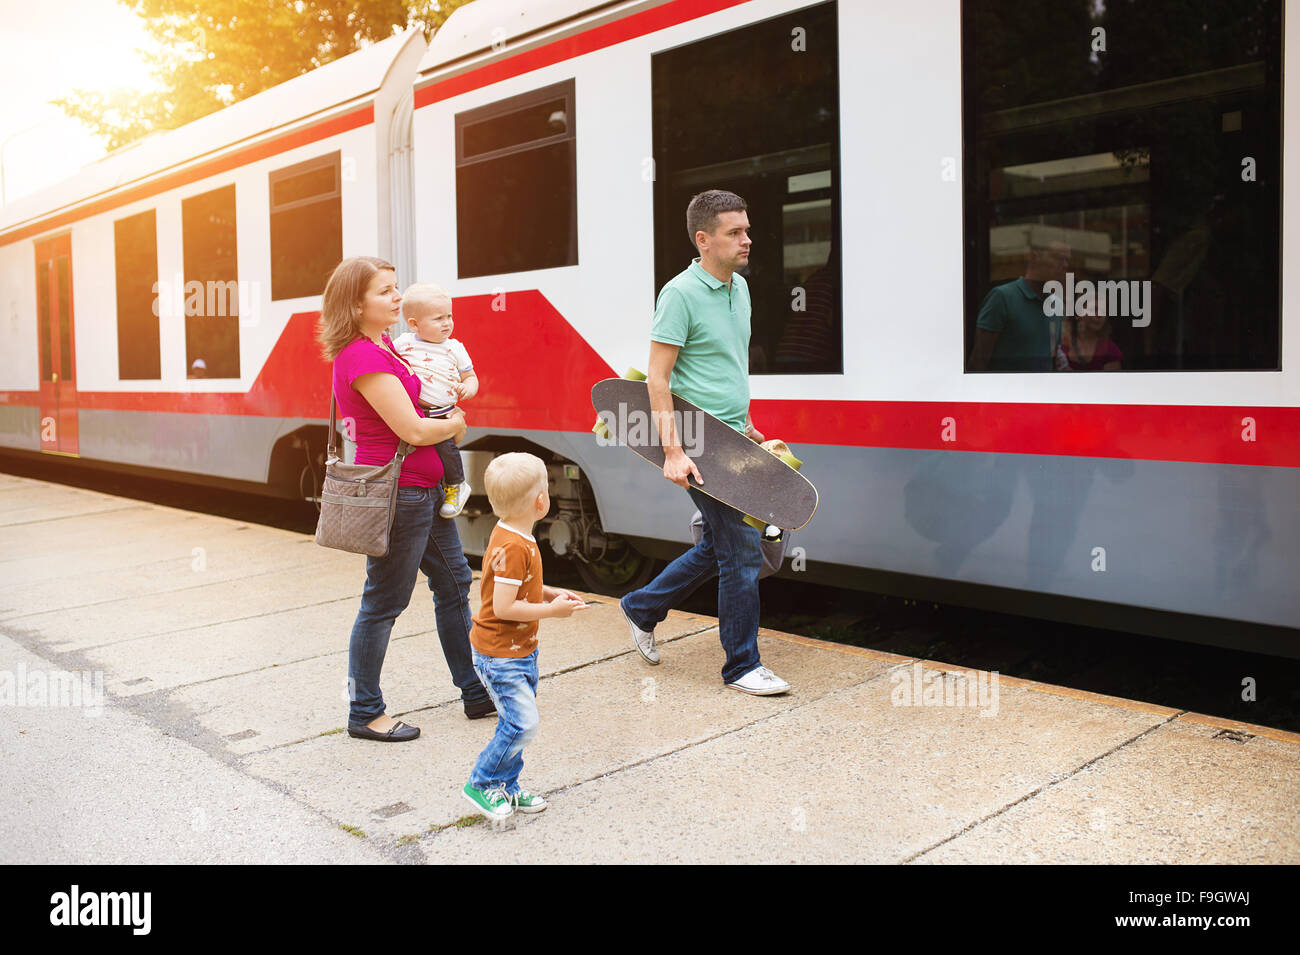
[1062,338,1124,371]
[332,334,444,488]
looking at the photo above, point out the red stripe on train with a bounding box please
[0,105,374,246]
[4,292,1297,468]
[751,399,1299,468]
[74,311,334,416]
[415,0,752,108]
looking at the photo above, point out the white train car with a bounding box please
[1,0,1296,653]
[0,30,426,491]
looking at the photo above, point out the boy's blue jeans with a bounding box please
[621,486,763,684]
[469,649,539,794]
[347,486,489,727]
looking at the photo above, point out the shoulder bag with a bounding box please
[314,395,412,557]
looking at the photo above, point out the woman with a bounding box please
[1059,306,1123,371]
[318,256,494,742]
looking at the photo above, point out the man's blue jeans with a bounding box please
[347,485,489,727]
[468,649,539,794]
[621,486,763,684]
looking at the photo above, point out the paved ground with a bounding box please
[1,473,1296,864]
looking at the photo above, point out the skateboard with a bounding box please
[590,377,818,531]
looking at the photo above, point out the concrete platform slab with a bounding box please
[410,666,1177,863]
[166,603,716,754]
[0,484,137,525]
[241,629,890,839]
[0,534,336,621]
[80,597,429,694]
[0,635,387,864]
[12,560,376,651]
[918,717,1300,864]
[5,475,1297,864]
[0,507,305,588]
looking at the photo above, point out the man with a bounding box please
[618,189,790,696]
[969,239,1071,371]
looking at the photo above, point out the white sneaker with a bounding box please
[727,664,790,696]
[440,481,472,518]
[619,598,659,665]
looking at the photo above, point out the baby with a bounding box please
[392,284,477,517]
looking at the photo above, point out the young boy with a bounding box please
[392,283,477,518]
[463,452,587,820]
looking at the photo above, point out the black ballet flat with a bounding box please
[347,720,420,742]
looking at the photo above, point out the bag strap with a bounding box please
[327,393,413,463]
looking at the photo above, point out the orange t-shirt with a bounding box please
[471,522,544,657]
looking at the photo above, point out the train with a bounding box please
[2,0,1297,654]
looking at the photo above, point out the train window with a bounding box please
[56,257,72,381]
[181,184,240,379]
[269,152,342,300]
[651,1,841,375]
[114,209,161,379]
[963,0,1282,373]
[454,79,577,278]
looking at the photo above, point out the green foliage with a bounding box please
[54,0,476,151]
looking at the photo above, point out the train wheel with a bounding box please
[573,538,659,597]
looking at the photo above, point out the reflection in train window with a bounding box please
[269,152,342,300]
[182,184,240,379]
[651,1,841,375]
[455,79,577,279]
[964,0,1281,372]
[114,209,160,379]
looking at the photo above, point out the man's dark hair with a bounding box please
[686,190,747,247]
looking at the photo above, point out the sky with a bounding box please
[0,0,157,205]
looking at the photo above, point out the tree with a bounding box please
[55,0,475,152]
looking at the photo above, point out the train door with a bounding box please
[34,234,79,455]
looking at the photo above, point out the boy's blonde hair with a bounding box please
[401,282,452,319]
[483,452,548,518]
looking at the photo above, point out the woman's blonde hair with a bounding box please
[317,256,396,360]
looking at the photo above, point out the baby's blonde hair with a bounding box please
[483,452,548,518]
[401,282,452,319]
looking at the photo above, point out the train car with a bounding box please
[0,29,426,495]
[2,0,1297,654]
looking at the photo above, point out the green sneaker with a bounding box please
[511,789,548,814]
[463,782,514,819]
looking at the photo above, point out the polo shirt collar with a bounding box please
[1015,277,1044,300]
[689,258,728,290]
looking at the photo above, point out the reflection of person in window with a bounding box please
[968,241,1069,371]
[1058,303,1122,371]
[774,246,838,373]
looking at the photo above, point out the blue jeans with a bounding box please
[621,486,762,684]
[433,438,464,484]
[468,649,539,794]
[347,485,489,726]
[426,408,464,484]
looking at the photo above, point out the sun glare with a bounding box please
[0,0,160,205]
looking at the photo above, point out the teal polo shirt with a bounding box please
[649,259,751,431]
[975,277,1055,372]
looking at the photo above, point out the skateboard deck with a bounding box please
[590,378,818,531]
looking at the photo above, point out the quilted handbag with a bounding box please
[314,396,411,557]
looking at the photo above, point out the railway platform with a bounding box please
[1,472,1297,864]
